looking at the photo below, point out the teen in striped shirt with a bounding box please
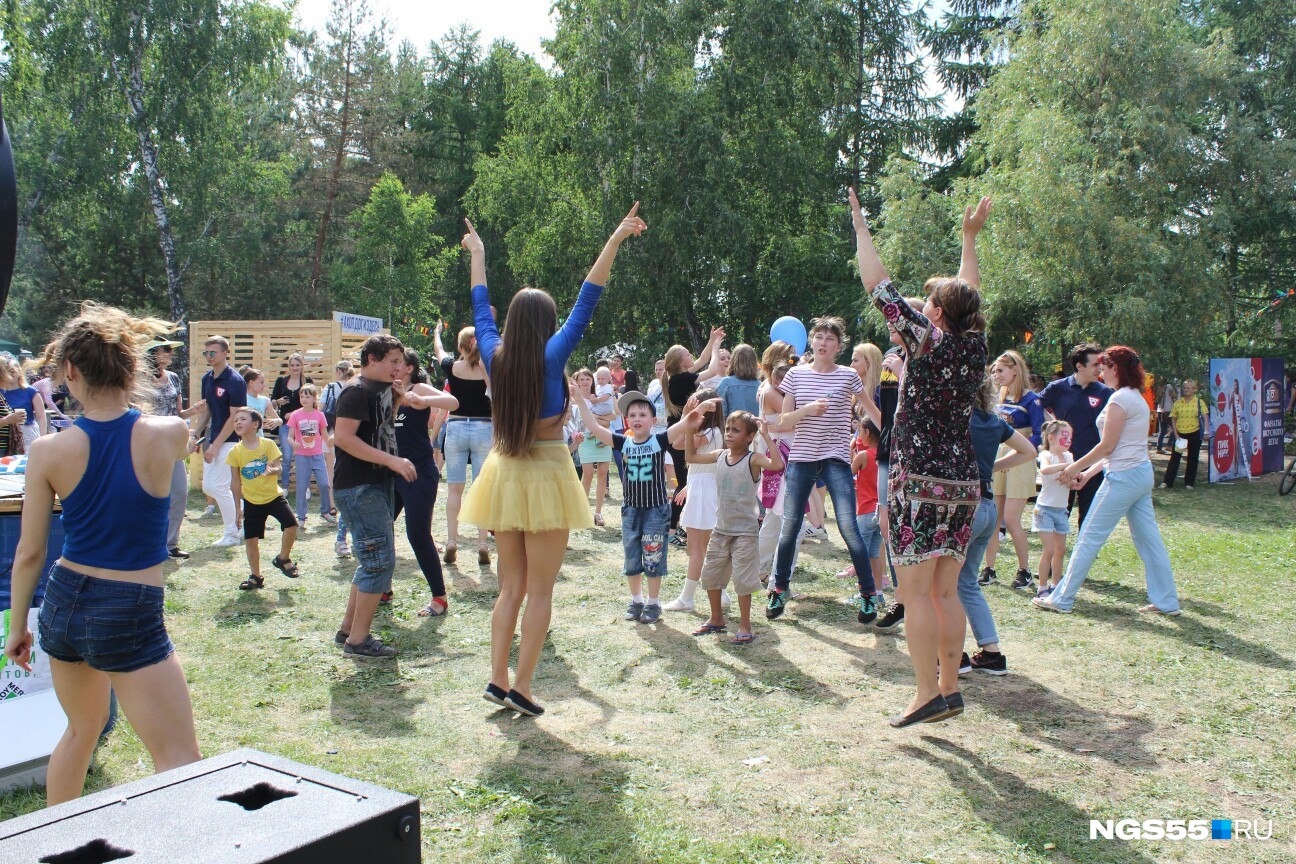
[767,317,882,623]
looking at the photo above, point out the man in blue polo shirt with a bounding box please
[1041,342,1112,529]
[190,335,247,547]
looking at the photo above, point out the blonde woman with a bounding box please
[661,330,726,540]
[271,352,313,483]
[433,322,492,565]
[715,343,761,418]
[980,350,1045,590]
[2,356,48,446]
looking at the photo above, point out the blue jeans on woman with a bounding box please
[956,497,1000,647]
[1048,462,1179,612]
[772,458,876,597]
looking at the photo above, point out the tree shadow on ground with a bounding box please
[900,737,1159,864]
[794,618,1159,767]
[329,660,423,737]
[628,614,847,706]
[472,718,647,863]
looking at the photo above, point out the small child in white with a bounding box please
[590,367,618,421]
[1033,419,1074,598]
[683,403,783,644]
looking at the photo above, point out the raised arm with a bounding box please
[462,219,500,373]
[690,327,724,373]
[849,187,890,291]
[850,186,938,359]
[432,321,450,364]
[585,202,647,287]
[958,197,991,289]
[570,383,614,447]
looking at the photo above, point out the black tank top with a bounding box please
[394,403,433,463]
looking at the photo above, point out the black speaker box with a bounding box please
[0,748,421,864]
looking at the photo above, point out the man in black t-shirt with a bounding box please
[332,334,416,659]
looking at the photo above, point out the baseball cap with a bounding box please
[617,390,653,415]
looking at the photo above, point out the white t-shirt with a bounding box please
[1096,387,1151,472]
[1036,450,1074,508]
[590,383,616,417]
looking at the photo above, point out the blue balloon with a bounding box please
[769,316,808,356]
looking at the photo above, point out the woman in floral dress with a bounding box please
[850,188,992,727]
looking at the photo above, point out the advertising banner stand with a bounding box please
[1209,358,1286,482]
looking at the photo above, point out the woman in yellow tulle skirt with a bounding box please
[458,204,646,718]
[460,440,591,533]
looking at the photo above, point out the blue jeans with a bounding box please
[622,503,670,578]
[334,481,395,594]
[277,426,296,485]
[1049,462,1179,612]
[957,498,1000,647]
[444,419,493,484]
[854,511,883,559]
[773,459,875,596]
[294,453,332,521]
[877,461,899,588]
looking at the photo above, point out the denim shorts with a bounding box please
[855,510,883,559]
[443,418,493,484]
[1032,504,1070,535]
[622,504,671,578]
[37,564,174,673]
[335,481,395,593]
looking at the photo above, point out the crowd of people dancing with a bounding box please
[5,192,1200,805]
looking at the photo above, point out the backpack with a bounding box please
[322,382,343,427]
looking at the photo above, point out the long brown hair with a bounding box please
[490,289,562,457]
[924,276,985,336]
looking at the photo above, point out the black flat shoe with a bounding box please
[925,692,965,723]
[503,689,545,717]
[889,694,949,728]
[483,683,509,707]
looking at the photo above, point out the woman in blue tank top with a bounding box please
[459,204,646,718]
[3,302,200,805]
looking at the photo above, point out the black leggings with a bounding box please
[666,440,688,529]
[394,457,444,598]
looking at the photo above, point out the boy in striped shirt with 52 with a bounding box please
[573,386,687,625]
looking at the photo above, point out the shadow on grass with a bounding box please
[1070,581,1293,670]
[901,737,1158,864]
[472,718,646,863]
[794,616,1159,767]
[213,589,282,627]
[630,614,847,705]
[329,663,423,737]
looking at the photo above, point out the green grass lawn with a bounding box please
[4,458,1295,862]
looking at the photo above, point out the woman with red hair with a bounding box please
[1033,346,1180,615]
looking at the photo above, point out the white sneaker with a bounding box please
[805,527,829,540]
[200,505,216,518]
[335,541,351,558]
[662,597,695,612]
[212,534,241,548]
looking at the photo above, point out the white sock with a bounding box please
[631,593,644,605]
[646,598,660,607]
[679,578,699,602]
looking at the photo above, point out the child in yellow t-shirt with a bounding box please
[226,408,299,589]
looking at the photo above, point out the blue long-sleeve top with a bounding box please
[472,280,605,419]
[995,389,1045,447]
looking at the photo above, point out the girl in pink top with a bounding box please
[287,385,333,525]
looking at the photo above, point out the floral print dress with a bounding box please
[869,279,987,565]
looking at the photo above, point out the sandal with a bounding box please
[594,513,605,527]
[444,545,457,565]
[478,545,490,566]
[691,622,727,636]
[730,631,755,645]
[418,597,449,617]
[239,574,264,591]
[272,555,300,579]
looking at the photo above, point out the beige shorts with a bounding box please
[699,532,762,595]
[991,445,1038,499]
